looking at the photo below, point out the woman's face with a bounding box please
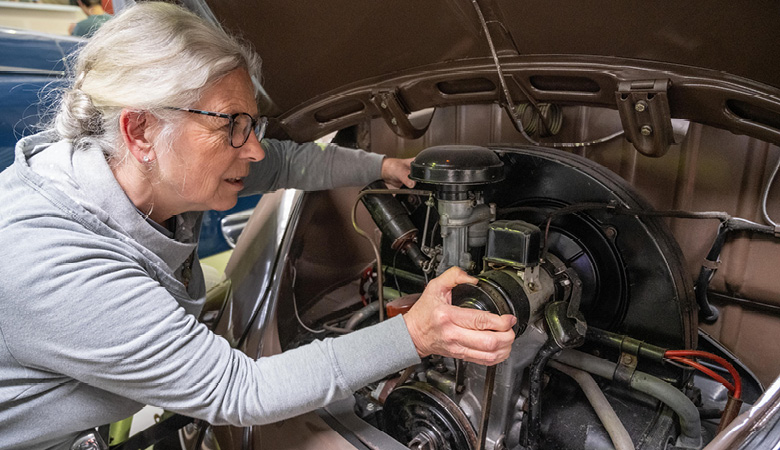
[155,68,264,214]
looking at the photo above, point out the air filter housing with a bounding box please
[410,145,504,186]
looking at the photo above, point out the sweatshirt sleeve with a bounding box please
[0,217,420,426]
[241,139,385,194]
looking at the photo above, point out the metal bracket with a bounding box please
[544,301,586,349]
[616,79,675,157]
[614,351,639,386]
[370,90,431,139]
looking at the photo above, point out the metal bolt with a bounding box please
[640,125,653,136]
[391,117,398,126]
[365,402,376,412]
[634,101,647,112]
[622,354,634,365]
[380,101,387,109]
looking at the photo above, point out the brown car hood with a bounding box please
[202,0,780,144]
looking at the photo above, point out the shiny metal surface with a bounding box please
[216,189,303,349]
[70,430,108,450]
[220,210,252,249]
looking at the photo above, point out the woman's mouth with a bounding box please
[225,177,244,189]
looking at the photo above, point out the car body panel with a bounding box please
[205,0,780,113]
[203,0,780,147]
[216,189,304,349]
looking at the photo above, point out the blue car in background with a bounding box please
[0,28,78,170]
[0,27,258,264]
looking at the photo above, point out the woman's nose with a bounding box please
[241,132,265,162]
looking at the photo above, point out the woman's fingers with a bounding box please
[446,305,516,332]
[427,266,478,294]
[403,267,516,366]
[445,341,516,366]
[436,317,516,365]
[380,157,416,189]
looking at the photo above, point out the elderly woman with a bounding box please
[0,3,515,449]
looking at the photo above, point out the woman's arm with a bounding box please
[242,139,413,194]
[0,220,420,426]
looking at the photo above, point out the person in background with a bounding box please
[0,3,516,449]
[69,0,111,38]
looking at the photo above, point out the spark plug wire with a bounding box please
[665,350,742,399]
[667,356,736,395]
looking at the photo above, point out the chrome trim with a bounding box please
[220,210,253,249]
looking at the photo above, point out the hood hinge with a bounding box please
[616,79,675,157]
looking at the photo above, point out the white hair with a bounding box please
[52,2,262,162]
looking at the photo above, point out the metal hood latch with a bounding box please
[616,79,675,157]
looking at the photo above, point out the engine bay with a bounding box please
[279,144,765,450]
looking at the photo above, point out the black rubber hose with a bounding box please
[525,339,562,450]
[696,218,777,323]
[585,327,667,362]
[695,224,729,323]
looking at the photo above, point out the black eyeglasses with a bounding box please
[165,107,268,148]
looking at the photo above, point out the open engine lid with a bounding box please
[196,0,780,144]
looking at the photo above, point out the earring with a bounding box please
[142,155,150,163]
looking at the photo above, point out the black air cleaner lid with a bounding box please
[410,145,504,185]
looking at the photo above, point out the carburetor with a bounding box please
[409,145,503,275]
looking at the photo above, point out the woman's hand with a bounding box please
[381,157,416,189]
[403,267,517,366]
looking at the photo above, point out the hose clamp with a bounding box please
[614,352,638,386]
[701,258,721,270]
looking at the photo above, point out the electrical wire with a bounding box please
[392,247,403,294]
[665,350,742,399]
[499,201,779,260]
[667,356,736,395]
[351,187,434,323]
[761,153,780,227]
[500,201,778,321]
[290,266,326,334]
[470,0,625,148]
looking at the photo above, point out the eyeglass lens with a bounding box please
[231,114,268,148]
[231,113,253,147]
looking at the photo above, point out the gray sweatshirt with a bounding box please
[0,131,420,450]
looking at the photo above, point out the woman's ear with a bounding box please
[119,109,157,164]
